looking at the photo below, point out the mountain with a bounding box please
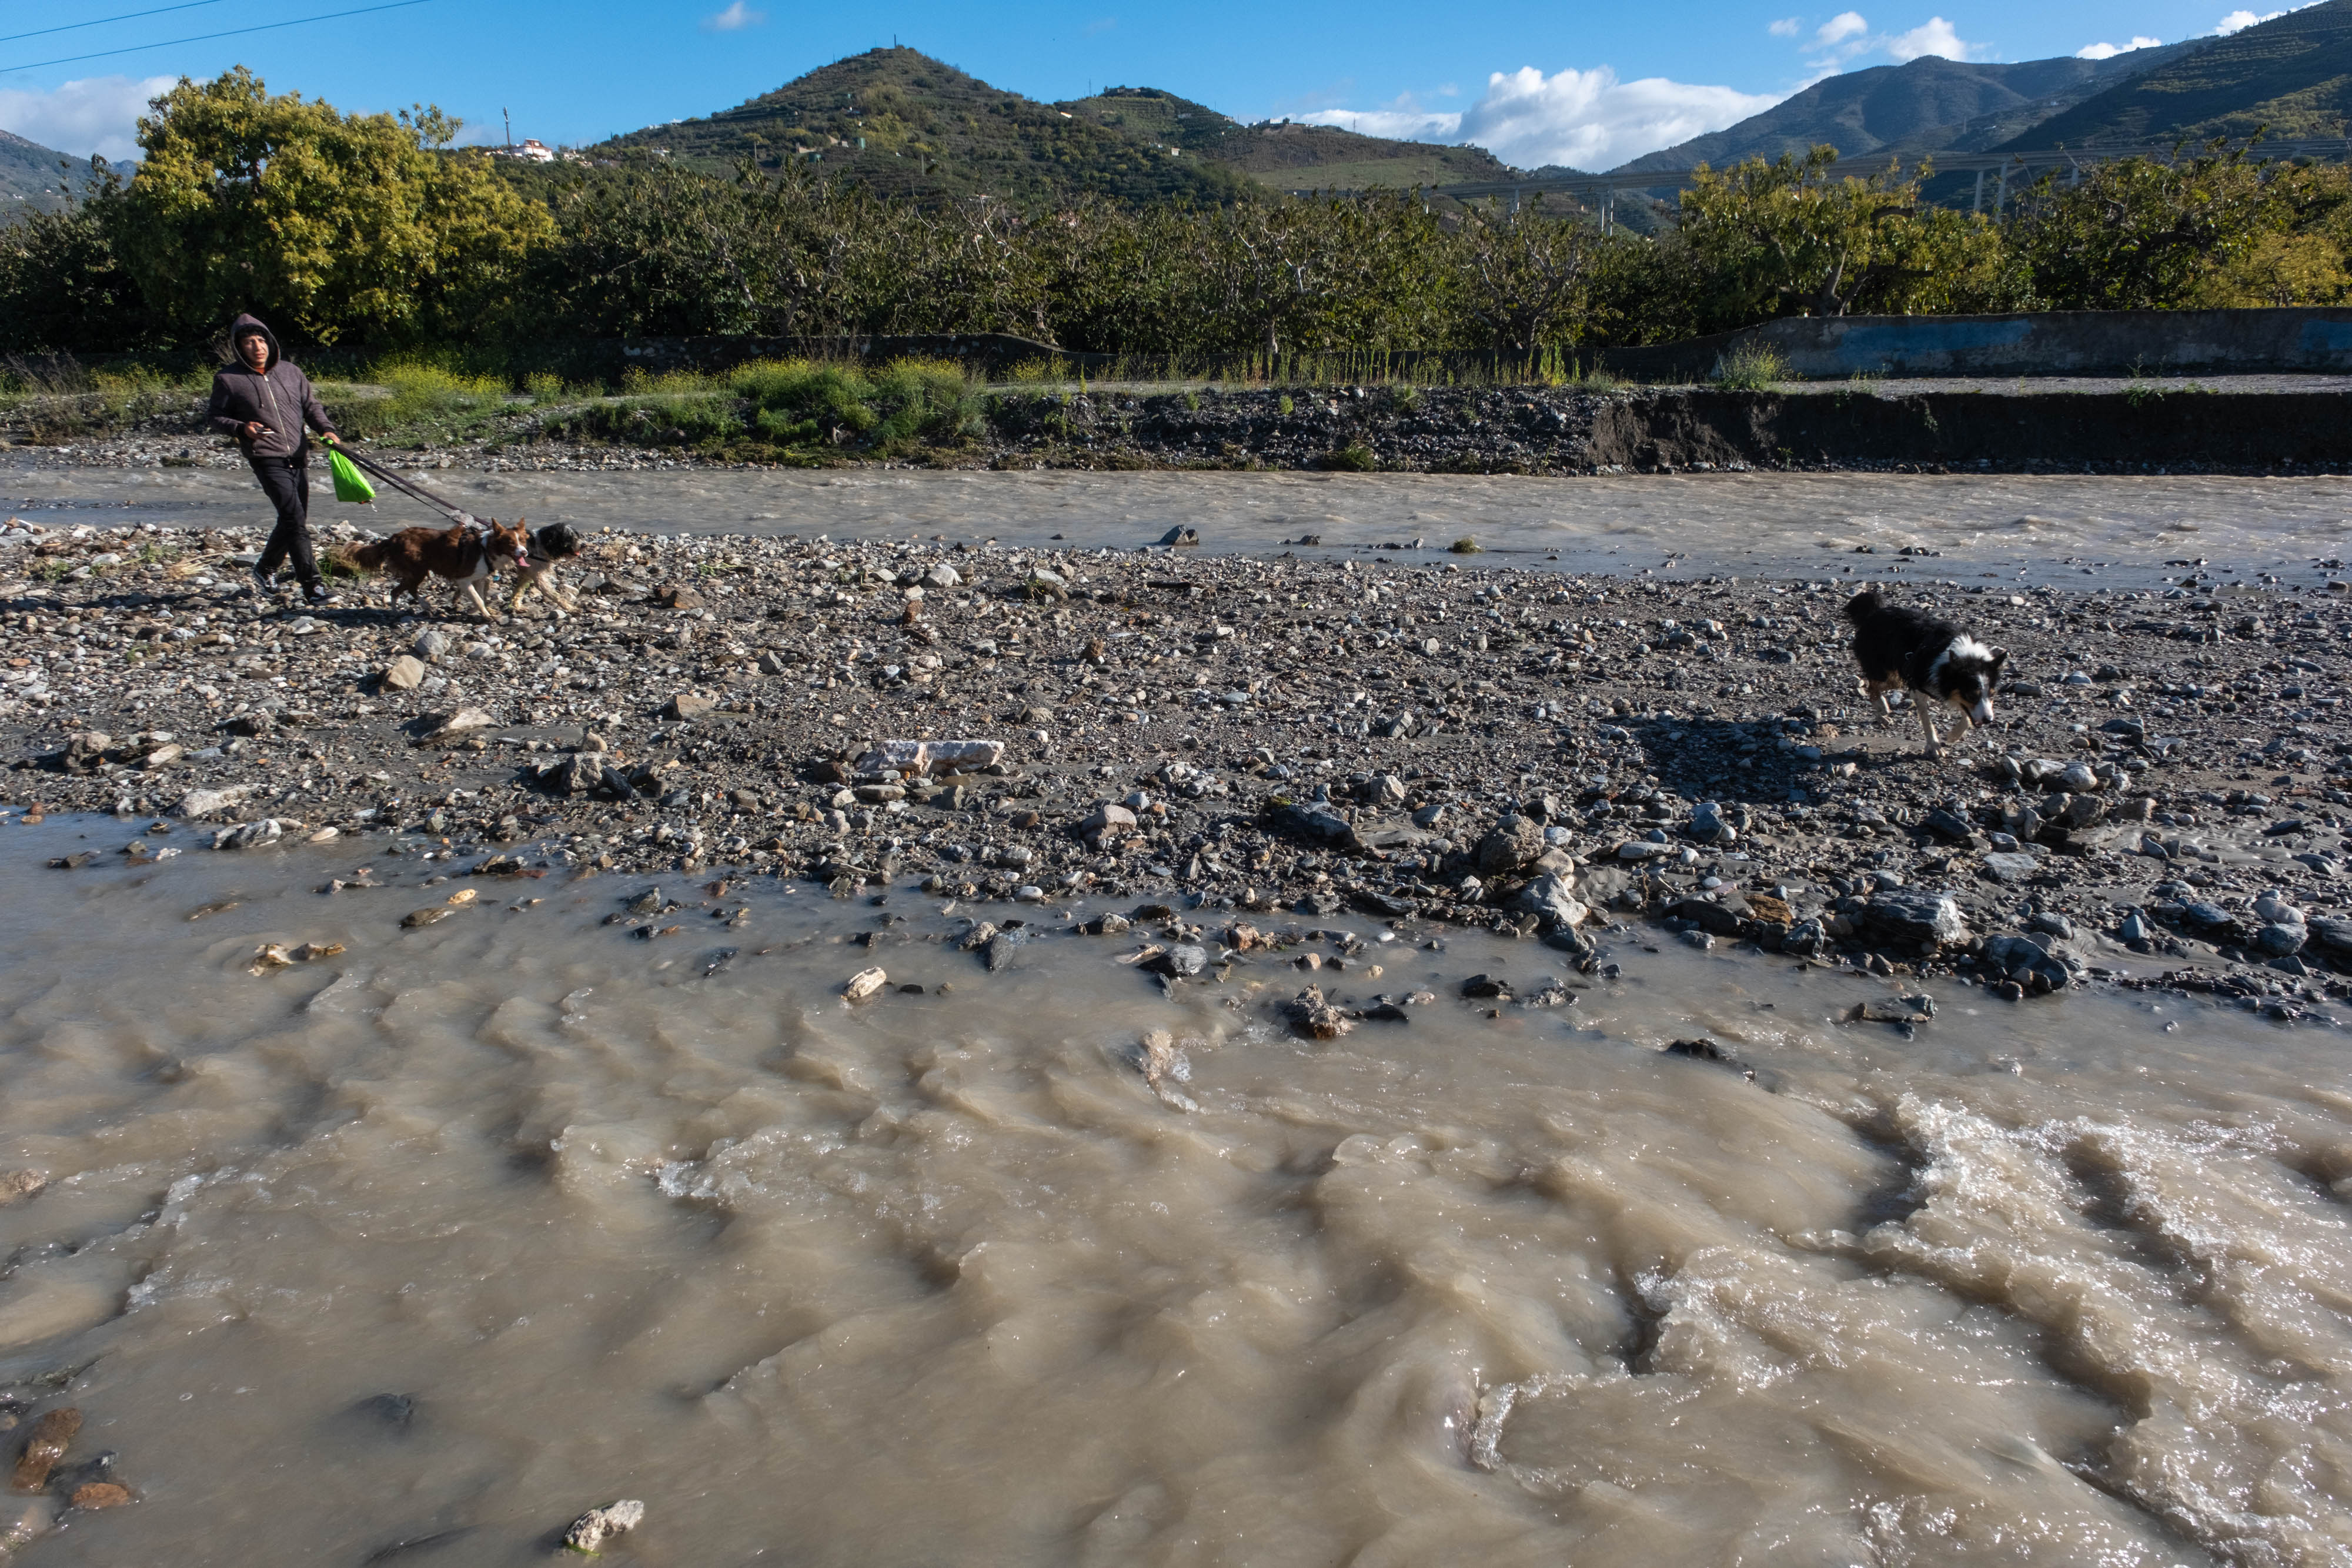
[2000,0,2352,146]
[0,129,110,216]
[595,47,1513,203]
[1613,45,2199,175]
[598,48,1254,204]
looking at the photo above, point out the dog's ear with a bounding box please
[1989,645,2008,674]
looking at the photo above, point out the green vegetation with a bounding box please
[1712,340,1793,390]
[11,67,2352,396]
[2017,0,2352,147]
[539,357,985,462]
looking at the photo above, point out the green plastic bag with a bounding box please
[329,447,375,504]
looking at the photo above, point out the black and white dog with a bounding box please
[1843,590,2007,757]
[506,523,584,617]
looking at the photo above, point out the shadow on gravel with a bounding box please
[1625,718,1815,805]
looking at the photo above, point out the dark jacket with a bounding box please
[208,313,335,462]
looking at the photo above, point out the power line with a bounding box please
[1,0,228,47]
[1,0,437,73]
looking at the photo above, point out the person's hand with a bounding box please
[322,432,340,447]
[242,421,268,439]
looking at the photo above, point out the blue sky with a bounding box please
[0,1,2308,171]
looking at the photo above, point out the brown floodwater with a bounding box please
[0,816,2346,1565]
[12,462,2352,591]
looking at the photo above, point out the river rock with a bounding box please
[1474,814,1545,876]
[12,1409,78,1489]
[1282,985,1352,1039]
[212,818,292,851]
[1510,872,1588,930]
[1144,943,1206,979]
[1981,851,2041,884]
[382,655,426,691]
[1265,803,1360,850]
[1862,888,1969,948]
[1688,801,1735,845]
[539,751,608,796]
[2254,922,2307,957]
[1979,931,2078,994]
[1080,803,1138,844]
[413,628,453,662]
[563,1500,645,1554]
[1665,897,1746,937]
[665,693,716,720]
[175,784,254,819]
[843,966,888,1001]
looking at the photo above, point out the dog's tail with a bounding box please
[1842,589,1886,626]
[331,538,391,577]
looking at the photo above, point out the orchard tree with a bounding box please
[118,68,551,346]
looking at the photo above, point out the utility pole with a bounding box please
[503,108,512,152]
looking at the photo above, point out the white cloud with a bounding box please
[1816,11,1872,45]
[0,74,172,163]
[2213,2,2318,33]
[1769,15,1803,35]
[2076,34,2163,58]
[1881,15,1972,60]
[1796,11,1982,65]
[1301,65,1783,172]
[701,1,764,31]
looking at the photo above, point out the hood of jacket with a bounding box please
[228,313,282,372]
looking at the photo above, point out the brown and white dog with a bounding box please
[507,523,584,617]
[335,517,531,620]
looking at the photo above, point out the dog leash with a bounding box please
[327,442,479,528]
[328,442,526,570]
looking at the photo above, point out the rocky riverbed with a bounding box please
[8,509,2352,1016]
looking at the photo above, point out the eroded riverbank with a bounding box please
[0,824,2345,1564]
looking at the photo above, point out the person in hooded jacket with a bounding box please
[209,313,342,604]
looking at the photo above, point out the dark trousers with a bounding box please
[249,453,317,584]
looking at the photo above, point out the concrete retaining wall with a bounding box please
[1595,309,2352,382]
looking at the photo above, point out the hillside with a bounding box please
[596,47,1516,204]
[598,48,1254,205]
[2003,0,2352,145]
[1613,45,2197,175]
[0,130,108,216]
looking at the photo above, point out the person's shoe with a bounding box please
[253,566,279,593]
[303,581,336,606]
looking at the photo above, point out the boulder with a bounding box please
[1862,888,1969,948]
[664,693,717,720]
[175,784,255,820]
[1511,872,1588,930]
[1080,803,1138,841]
[1980,851,2041,884]
[1264,803,1361,851]
[1979,931,2079,994]
[539,752,609,796]
[1474,814,1545,877]
[1665,897,1746,937]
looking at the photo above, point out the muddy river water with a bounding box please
[13,463,2352,590]
[1,815,2347,1566]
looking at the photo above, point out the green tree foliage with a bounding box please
[2012,142,2352,309]
[9,73,2352,364]
[115,67,551,346]
[1678,146,2023,329]
[0,160,152,353]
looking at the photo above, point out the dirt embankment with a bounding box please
[16,382,2351,479]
